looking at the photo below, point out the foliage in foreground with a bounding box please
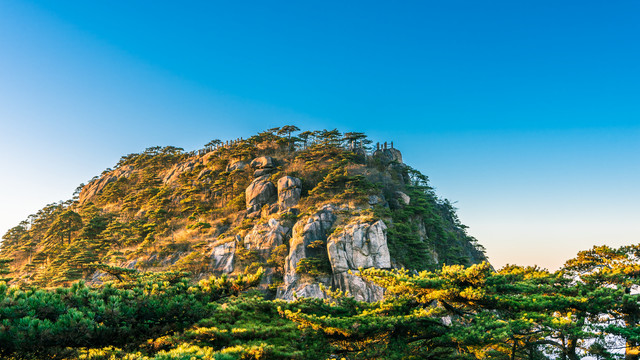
[1,244,639,360]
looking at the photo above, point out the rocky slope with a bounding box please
[0,128,486,301]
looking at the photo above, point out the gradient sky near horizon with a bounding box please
[0,0,638,270]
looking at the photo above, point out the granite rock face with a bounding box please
[284,205,337,278]
[211,240,236,273]
[278,277,331,300]
[333,272,384,302]
[245,176,277,213]
[277,205,337,300]
[327,220,391,273]
[327,220,390,301]
[277,176,302,211]
[275,207,393,302]
[244,218,289,261]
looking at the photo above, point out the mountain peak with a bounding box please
[1,127,486,300]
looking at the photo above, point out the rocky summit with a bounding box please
[0,128,486,301]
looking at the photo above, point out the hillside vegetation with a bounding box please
[0,127,484,297]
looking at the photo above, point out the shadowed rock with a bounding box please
[253,168,274,178]
[277,176,302,211]
[245,176,277,213]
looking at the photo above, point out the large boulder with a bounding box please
[250,156,274,169]
[244,218,289,261]
[327,220,391,301]
[277,176,302,211]
[245,176,277,213]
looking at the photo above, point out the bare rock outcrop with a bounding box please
[276,207,392,302]
[327,220,391,272]
[277,205,337,300]
[395,191,410,205]
[244,218,289,261]
[197,169,212,180]
[333,272,384,301]
[251,156,275,178]
[373,148,403,164]
[278,280,330,300]
[277,176,302,211]
[327,220,391,301]
[250,156,274,169]
[163,160,198,184]
[245,176,277,213]
[211,239,236,273]
[78,165,134,204]
[226,161,248,172]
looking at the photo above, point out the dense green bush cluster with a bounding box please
[1,244,639,359]
[0,269,263,359]
[286,244,640,360]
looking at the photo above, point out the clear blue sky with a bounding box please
[0,0,638,270]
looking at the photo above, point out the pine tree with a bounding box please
[0,258,12,282]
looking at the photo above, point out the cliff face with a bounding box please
[0,129,487,301]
